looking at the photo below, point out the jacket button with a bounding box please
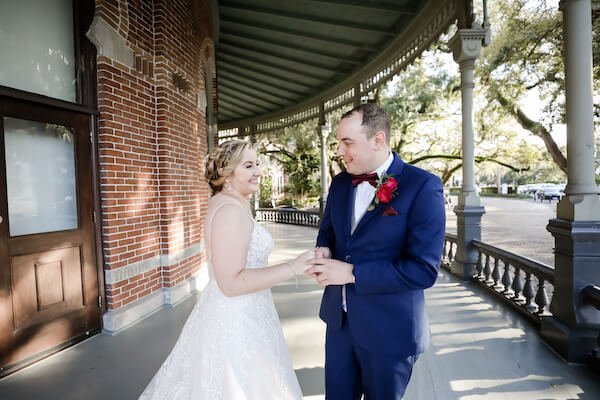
[345,255,351,261]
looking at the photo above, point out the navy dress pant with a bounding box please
[325,312,418,400]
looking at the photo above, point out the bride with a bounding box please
[139,139,312,399]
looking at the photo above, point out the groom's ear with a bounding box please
[373,130,387,148]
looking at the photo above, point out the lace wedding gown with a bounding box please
[139,203,303,399]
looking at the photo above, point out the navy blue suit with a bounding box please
[316,153,445,399]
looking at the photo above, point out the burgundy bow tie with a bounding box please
[351,173,378,187]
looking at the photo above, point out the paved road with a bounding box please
[445,196,557,266]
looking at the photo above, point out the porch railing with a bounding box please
[255,208,320,227]
[582,285,600,370]
[442,233,555,325]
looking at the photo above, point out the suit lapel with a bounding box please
[336,173,354,241]
[351,153,405,237]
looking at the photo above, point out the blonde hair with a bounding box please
[205,140,252,194]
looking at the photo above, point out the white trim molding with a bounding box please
[104,241,205,285]
[102,265,209,334]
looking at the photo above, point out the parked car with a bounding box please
[517,183,543,198]
[535,184,564,201]
[277,205,298,210]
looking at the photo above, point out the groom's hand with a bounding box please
[304,258,355,286]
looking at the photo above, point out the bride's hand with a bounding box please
[315,247,331,259]
[289,249,315,275]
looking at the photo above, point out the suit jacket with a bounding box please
[316,152,445,356]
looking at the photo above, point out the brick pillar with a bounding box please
[89,0,214,333]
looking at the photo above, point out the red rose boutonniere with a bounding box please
[368,174,398,211]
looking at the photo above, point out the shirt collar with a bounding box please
[371,151,394,179]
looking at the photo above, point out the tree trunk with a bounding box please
[493,89,568,174]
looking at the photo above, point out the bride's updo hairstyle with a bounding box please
[205,139,252,195]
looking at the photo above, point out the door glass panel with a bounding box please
[4,117,78,236]
[0,0,76,102]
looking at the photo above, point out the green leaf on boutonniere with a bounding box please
[367,204,375,211]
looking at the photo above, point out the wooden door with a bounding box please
[0,98,100,375]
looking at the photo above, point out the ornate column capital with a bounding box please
[449,28,488,65]
[558,0,586,11]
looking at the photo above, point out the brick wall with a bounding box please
[94,0,214,311]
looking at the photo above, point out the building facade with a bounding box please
[0,0,215,374]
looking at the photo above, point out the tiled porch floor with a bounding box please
[1,222,599,399]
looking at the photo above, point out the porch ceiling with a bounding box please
[215,0,461,131]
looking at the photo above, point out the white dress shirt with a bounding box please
[343,151,394,311]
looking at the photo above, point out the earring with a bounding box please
[225,179,233,191]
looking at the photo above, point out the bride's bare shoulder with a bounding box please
[206,194,251,226]
[208,193,239,213]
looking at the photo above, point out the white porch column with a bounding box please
[450,28,487,207]
[557,0,600,220]
[542,0,600,363]
[319,119,331,215]
[448,26,488,280]
[249,126,259,216]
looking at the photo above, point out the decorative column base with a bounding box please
[541,218,600,362]
[541,317,598,363]
[451,205,485,280]
[557,193,600,221]
[458,190,481,208]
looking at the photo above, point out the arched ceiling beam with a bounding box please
[218,84,282,110]
[219,30,363,65]
[220,2,397,36]
[217,44,335,80]
[220,15,380,52]
[218,40,345,73]
[216,70,296,104]
[218,92,273,114]
[218,82,288,109]
[304,0,418,14]
[216,64,313,98]
[215,61,321,93]
[217,104,246,120]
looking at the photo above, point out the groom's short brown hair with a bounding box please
[341,103,391,144]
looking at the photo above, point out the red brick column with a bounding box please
[90,0,214,332]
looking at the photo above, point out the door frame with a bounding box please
[0,97,102,377]
[0,0,104,377]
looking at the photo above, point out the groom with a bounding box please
[306,103,445,399]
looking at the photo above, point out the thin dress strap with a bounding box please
[205,200,254,268]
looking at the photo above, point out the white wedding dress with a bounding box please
[139,202,303,400]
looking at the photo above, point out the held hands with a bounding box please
[289,249,316,275]
[314,246,331,259]
[305,247,355,287]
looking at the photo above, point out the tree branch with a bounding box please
[408,154,530,172]
[441,163,463,184]
[263,148,297,161]
[491,88,568,173]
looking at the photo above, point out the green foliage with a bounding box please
[257,121,322,206]
[380,45,532,184]
[477,0,599,175]
[378,0,600,184]
[258,168,273,203]
[479,0,567,125]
